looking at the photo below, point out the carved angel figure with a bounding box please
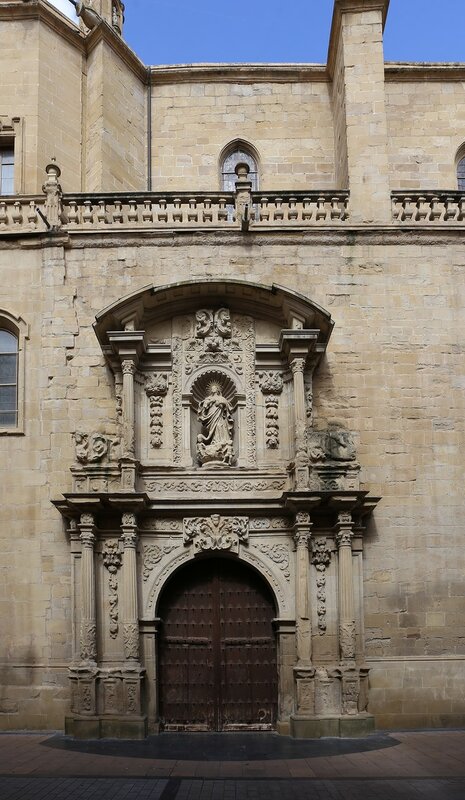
[196,382,235,466]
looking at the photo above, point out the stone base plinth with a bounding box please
[65,715,148,739]
[290,713,375,739]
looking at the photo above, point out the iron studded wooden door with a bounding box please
[158,558,278,731]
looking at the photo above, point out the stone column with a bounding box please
[121,512,140,662]
[78,513,97,663]
[121,359,137,490]
[120,512,143,720]
[290,358,309,489]
[293,511,312,667]
[335,512,356,665]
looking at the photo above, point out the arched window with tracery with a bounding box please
[0,311,28,432]
[0,329,18,427]
[457,155,465,191]
[220,143,259,191]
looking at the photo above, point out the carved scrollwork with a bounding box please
[257,543,290,580]
[145,373,168,448]
[103,541,122,638]
[258,371,284,449]
[80,621,97,661]
[183,514,249,553]
[339,620,356,661]
[195,307,231,351]
[123,622,140,660]
[142,543,178,581]
[311,538,332,634]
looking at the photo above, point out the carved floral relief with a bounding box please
[183,514,249,552]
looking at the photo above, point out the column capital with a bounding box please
[121,359,137,375]
[121,512,138,548]
[335,511,354,548]
[290,357,306,376]
[294,511,312,546]
[79,513,96,547]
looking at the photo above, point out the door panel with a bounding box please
[158,558,277,731]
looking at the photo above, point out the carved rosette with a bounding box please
[145,373,168,448]
[258,371,283,449]
[103,540,122,638]
[184,514,249,553]
[311,538,332,634]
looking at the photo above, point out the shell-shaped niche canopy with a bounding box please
[190,370,237,412]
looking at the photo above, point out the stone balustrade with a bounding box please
[251,191,349,224]
[6,190,465,232]
[0,190,350,233]
[0,196,46,231]
[392,191,465,223]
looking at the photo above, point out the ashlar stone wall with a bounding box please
[1,229,464,730]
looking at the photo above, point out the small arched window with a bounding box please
[0,329,18,427]
[221,144,259,191]
[457,156,465,191]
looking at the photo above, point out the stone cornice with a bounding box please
[0,0,83,49]
[149,63,328,85]
[385,63,465,82]
[85,19,148,82]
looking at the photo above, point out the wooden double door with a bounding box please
[158,557,278,731]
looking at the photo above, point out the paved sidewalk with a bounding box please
[0,730,464,799]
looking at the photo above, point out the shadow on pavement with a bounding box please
[42,731,400,761]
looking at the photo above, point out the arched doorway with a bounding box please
[157,557,278,731]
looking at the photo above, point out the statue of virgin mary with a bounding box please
[196,381,235,466]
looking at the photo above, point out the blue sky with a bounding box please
[51,0,465,65]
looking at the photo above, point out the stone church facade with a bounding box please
[0,0,464,737]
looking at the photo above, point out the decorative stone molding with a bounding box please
[257,543,290,580]
[102,540,122,638]
[183,514,249,553]
[339,621,356,661]
[258,371,283,449]
[308,428,356,463]
[195,307,231,351]
[123,622,140,661]
[249,517,293,530]
[311,538,332,634]
[79,621,97,662]
[74,431,119,463]
[145,373,168,448]
[144,477,286,493]
[142,543,178,581]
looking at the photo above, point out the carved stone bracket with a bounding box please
[311,538,332,634]
[258,371,283,449]
[145,373,168,448]
[183,514,249,553]
[102,540,122,638]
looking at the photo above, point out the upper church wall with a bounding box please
[385,75,465,189]
[150,76,335,191]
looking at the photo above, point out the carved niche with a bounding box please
[171,308,256,466]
